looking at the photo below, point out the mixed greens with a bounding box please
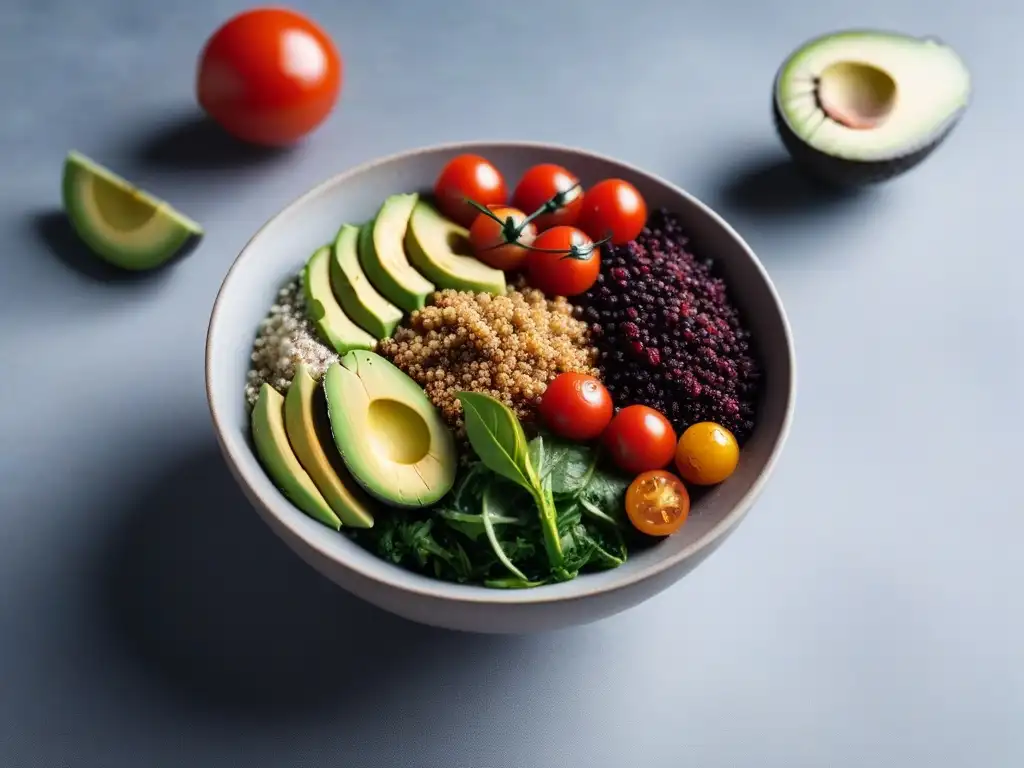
[348,392,634,588]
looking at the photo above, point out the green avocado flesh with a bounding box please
[303,245,377,355]
[330,224,403,339]
[284,364,376,528]
[323,350,457,509]
[62,150,203,270]
[405,200,507,294]
[252,383,341,530]
[359,193,436,312]
[775,31,970,161]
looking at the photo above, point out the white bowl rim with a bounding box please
[206,139,797,606]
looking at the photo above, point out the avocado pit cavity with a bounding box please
[816,60,897,130]
[367,398,431,465]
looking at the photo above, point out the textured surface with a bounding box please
[1,1,1022,766]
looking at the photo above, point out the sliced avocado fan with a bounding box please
[251,383,341,530]
[405,200,506,295]
[359,193,436,312]
[773,30,970,183]
[284,364,376,528]
[61,150,203,270]
[302,245,377,355]
[330,223,403,340]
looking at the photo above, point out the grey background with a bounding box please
[2,0,1021,766]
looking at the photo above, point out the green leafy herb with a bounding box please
[457,392,563,568]
[578,466,630,527]
[457,392,536,491]
[347,415,635,589]
[482,483,529,581]
[532,435,599,497]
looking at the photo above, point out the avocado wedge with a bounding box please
[405,200,506,294]
[303,245,377,355]
[330,224,403,339]
[359,193,435,312]
[323,351,457,509]
[62,150,203,270]
[284,364,375,528]
[773,30,971,185]
[251,383,341,530]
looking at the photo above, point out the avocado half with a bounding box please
[772,30,971,186]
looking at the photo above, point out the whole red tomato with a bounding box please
[576,179,648,245]
[525,226,601,297]
[511,164,583,231]
[434,155,508,227]
[197,8,342,147]
[539,373,614,441]
[603,405,677,474]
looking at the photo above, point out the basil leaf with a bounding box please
[457,392,535,491]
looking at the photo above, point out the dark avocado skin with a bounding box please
[772,98,964,187]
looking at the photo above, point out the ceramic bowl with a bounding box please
[206,141,796,634]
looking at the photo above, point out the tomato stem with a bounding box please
[464,197,505,225]
[463,197,533,246]
[462,184,606,260]
[521,181,582,227]
[558,233,612,261]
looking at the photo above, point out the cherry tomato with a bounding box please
[511,164,584,231]
[468,206,536,271]
[197,8,342,147]
[625,470,691,537]
[576,179,648,245]
[539,373,614,441]
[434,155,508,227]
[603,404,677,474]
[675,422,740,486]
[526,226,601,297]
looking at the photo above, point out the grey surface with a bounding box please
[1,1,1021,766]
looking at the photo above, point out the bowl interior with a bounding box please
[207,141,794,605]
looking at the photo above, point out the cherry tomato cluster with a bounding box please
[538,372,741,538]
[432,154,648,297]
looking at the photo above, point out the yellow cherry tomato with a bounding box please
[674,422,740,486]
[625,470,690,537]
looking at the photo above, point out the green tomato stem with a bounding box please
[521,181,583,227]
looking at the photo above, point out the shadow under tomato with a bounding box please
[132,112,294,173]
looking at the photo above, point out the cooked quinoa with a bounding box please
[378,287,598,432]
[244,274,338,408]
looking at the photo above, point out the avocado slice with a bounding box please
[330,224,403,339]
[405,201,507,294]
[773,30,970,185]
[62,150,202,270]
[251,383,341,530]
[359,193,435,312]
[303,245,377,355]
[284,364,376,528]
[323,351,457,509]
